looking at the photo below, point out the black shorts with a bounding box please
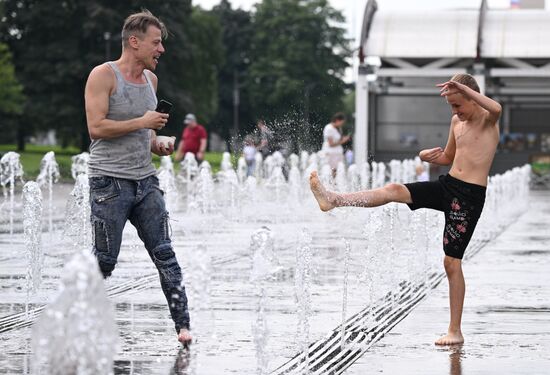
[404,174,486,259]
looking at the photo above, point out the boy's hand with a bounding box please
[419,147,444,163]
[437,81,466,97]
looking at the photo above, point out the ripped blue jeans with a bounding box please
[89,175,190,332]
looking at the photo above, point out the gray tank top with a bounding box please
[88,62,157,180]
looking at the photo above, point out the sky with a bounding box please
[193,0,547,82]
[193,0,529,43]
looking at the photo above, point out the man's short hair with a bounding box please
[451,73,480,93]
[121,10,167,48]
[331,112,346,122]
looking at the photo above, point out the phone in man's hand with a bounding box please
[156,99,173,114]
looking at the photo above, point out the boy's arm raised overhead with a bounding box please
[437,80,502,125]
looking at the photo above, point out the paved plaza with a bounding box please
[0,183,547,374]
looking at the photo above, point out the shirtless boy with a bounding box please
[310,73,501,345]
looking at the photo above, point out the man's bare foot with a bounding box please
[178,328,193,346]
[435,331,464,345]
[309,171,337,211]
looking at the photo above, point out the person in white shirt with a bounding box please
[322,112,350,170]
[243,135,257,176]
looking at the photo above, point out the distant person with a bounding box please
[174,113,207,163]
[345,148,354,166]
[243,135,257,176]
[256,119,274,158]
[310,73,501,346]
[84,10,192,345]
[322,112,350,170]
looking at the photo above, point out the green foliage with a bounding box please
[180,7,224,127]
[0,0,222,149]
[0,144,76,180]
[0,43,24,115]
[248,0,351,148]
[0,0,351,153]
[210,0,254,139]
[0,144,226,179]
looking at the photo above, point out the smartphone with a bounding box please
[156,99,173,114]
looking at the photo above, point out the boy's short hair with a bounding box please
[122,10,167,48]
[451,73,480,93]
[331,112,346,122]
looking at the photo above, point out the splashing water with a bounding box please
[187,243,214,321]
[335,162,348,192]
[287,164,302,201]
[64,174,92,249]
[220,152,233,172]
[319,164,333,188]
[33,250,117,375]
[158,156,178,210]
[186,243,214,375]
[71,152,90,179]
[265,166,287,203]
[254,152,264,180]
[340,238,352,348]
[299,151,309,172]
[191,162,215,213]
[36,151,60,235]
[250,227,281,281]
[250,227,280,375]
[23,181,43,314]
[0,152,24,237]
[295,228,313,372]
[252,285,269,375]
[237,156,248,183]
[0,147,533,374]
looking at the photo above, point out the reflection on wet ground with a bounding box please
[448,345,464,375]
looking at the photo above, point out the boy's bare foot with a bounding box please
[178,328,193,346]
[435,331,464,345]
[309,171,337,211]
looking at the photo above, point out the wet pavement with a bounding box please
[0,170,542,374]
[345,190,550,375]
[0,180,445,374]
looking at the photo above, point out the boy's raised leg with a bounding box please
[436,256,465,345]
[309,171,412,211]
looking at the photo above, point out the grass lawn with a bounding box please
[0,144,229,181]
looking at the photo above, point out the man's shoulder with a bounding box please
[144,69,158,88]
[90,62,114,76]
[88,63,115,84]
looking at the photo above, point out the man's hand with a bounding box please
[142,110,169,131]
[152,139,174,156]
[419,147,444,163]
[437,81,466,98]
[196,151,204,161]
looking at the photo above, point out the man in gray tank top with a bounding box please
[84,10,192,345]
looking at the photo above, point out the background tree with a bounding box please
[0,43,25,145]
[210,0,254,142]
[178,6,224,131]
[0,43,24,115]
[0,0,222,151]
[248,0,350,151]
